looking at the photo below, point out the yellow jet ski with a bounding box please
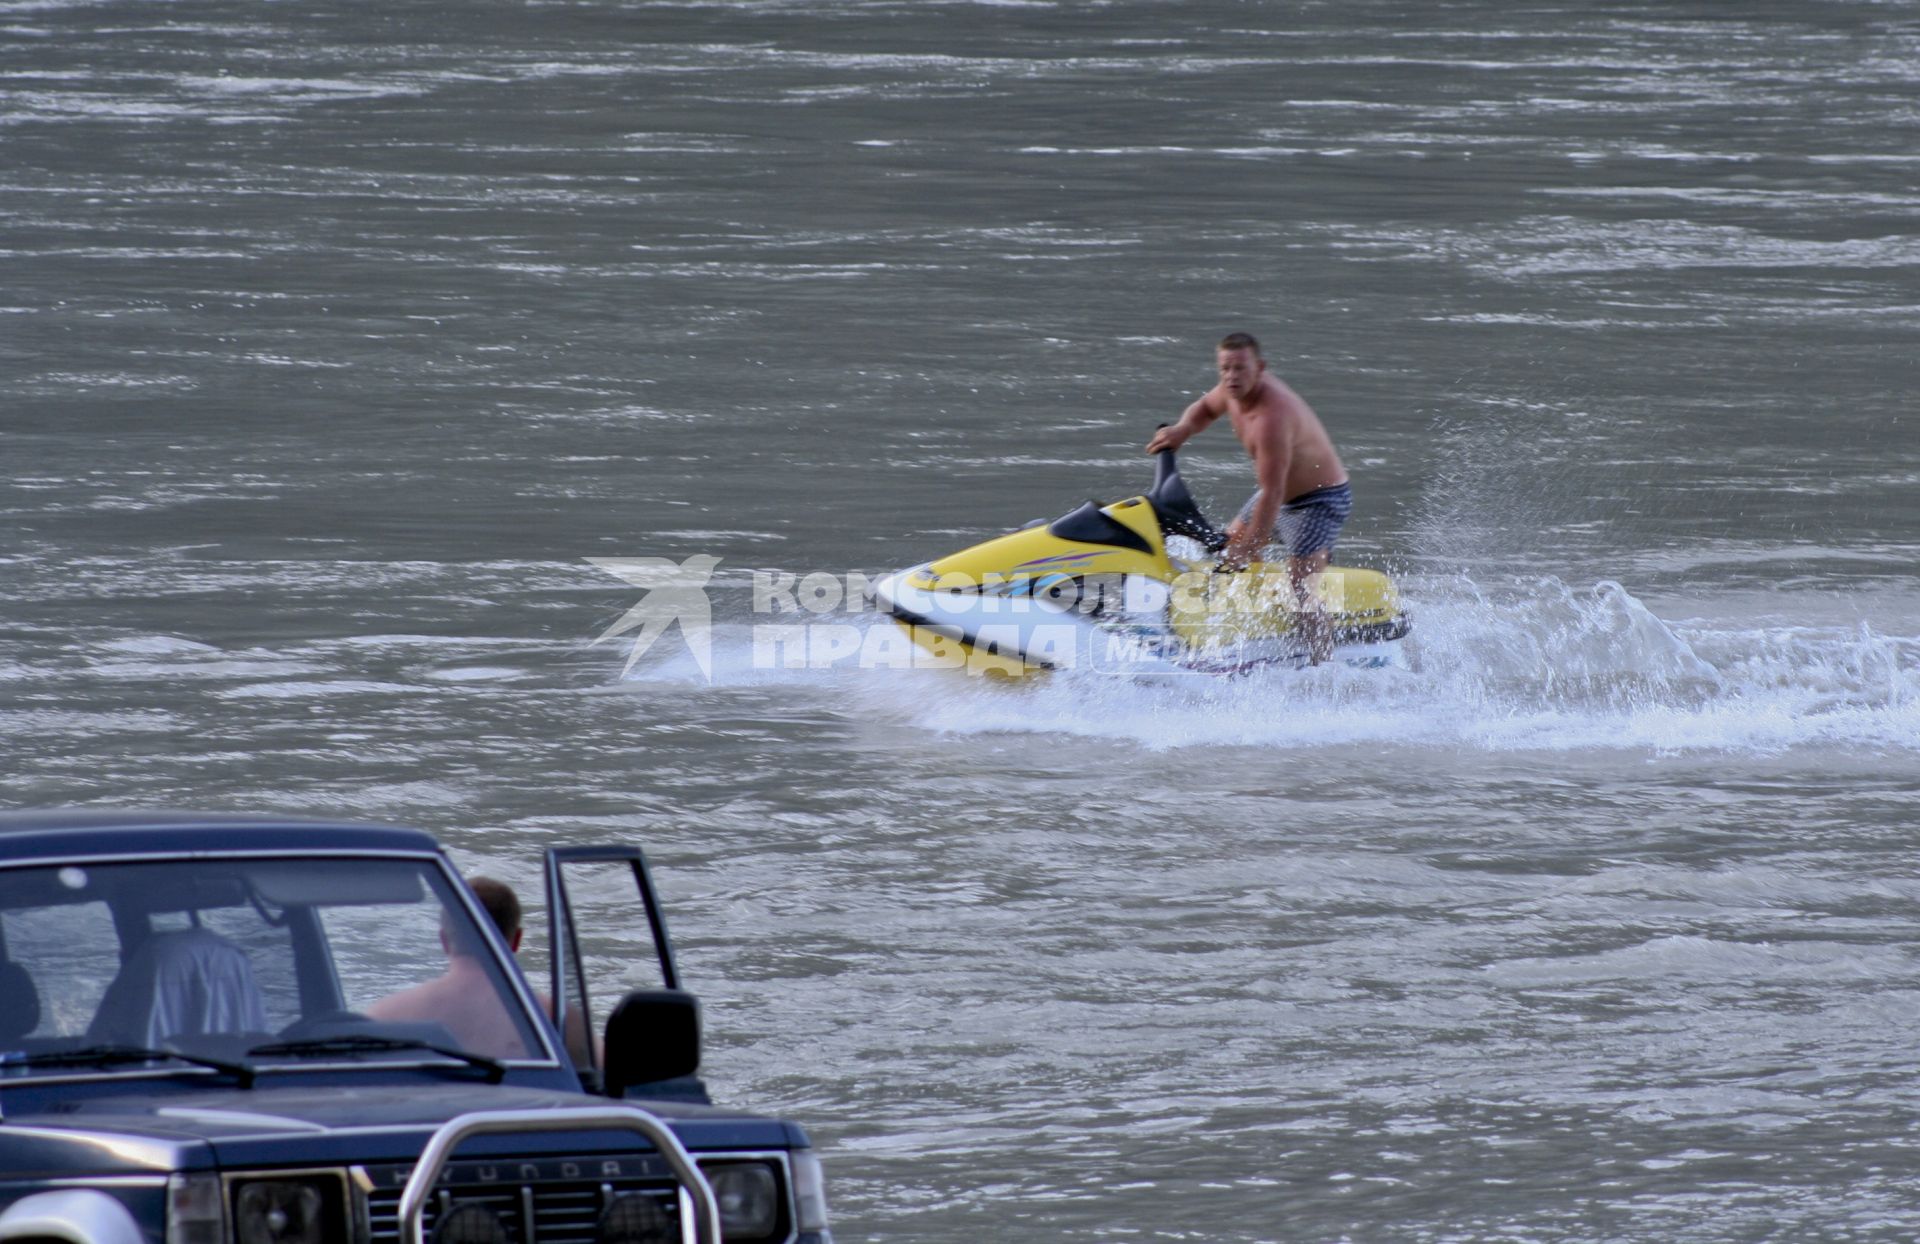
[873,440,1410,677]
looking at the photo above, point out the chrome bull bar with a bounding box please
[397,1106,722,1244]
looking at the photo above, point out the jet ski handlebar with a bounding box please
[1145,424,1228,551]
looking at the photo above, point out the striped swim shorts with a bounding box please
[1234,481,1352,560]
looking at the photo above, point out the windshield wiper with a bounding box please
[3,1044,255,1088]
[248,1035,505,1083]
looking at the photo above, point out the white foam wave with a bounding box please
[1485,934,1893,987]
[418,665,530,683]
[97,635,220,656]
[640,577,1918,756]
[214,680,430,700]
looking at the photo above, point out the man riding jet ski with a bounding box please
[1147,330,1351,662]
[874,453,1407,678]
[874,332,1408,677]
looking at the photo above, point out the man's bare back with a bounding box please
[365,958,531,1059]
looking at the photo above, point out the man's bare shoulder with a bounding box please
[366,974,453,1019]
[1243,378,1299,434]
[1257,374,1310,416]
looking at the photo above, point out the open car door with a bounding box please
[543,844,706,1100]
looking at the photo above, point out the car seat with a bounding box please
[0,959,40,1043]
[87,927,268,1047]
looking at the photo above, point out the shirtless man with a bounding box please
[366,875,535,1059]
[1145,332,1350,663]
[368,875,601,1067]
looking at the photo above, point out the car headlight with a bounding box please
[230,1174,348,1244]
[703,1161,782,1241]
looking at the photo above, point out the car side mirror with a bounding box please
[602,988,701,1098]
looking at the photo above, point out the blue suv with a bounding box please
[0,811,831,1244]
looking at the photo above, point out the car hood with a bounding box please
[4,1082,803,1171]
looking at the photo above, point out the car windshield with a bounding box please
[0,856,549,1076]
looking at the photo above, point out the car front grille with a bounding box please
[359,1153,682,1243]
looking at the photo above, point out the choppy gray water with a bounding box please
[5,0,1920,1238]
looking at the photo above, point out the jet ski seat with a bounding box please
[1047,501,1153,554]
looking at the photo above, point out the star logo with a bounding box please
[585,555,722,680]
